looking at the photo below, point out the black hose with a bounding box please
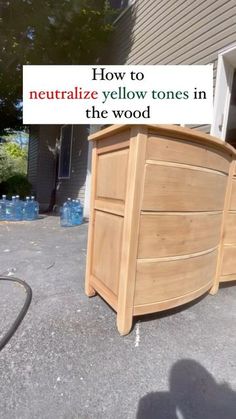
[0,276,32,351]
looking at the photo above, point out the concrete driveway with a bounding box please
[0,216,236,419]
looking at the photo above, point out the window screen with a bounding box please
[58,125,72,179]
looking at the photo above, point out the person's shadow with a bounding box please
[136,359,236,419]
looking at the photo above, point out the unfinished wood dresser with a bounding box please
[213,159,236,288]
[85,125,235,335]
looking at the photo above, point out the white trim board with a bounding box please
[83,125,102,218]
[211,44,236,140]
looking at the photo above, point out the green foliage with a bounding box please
[4,142,27,159]
[0,174,32,199]
[0,0,115,133]
[0,141,28,183]
[0,145,14,182]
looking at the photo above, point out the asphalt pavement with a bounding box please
[0,216,236,419]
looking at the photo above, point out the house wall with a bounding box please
[56,125,89,207]
[111,0,236,134]
[28,125,39,195]
[28,124,89,210]
[37,125,59,210]
[28,1,236,214]
[83,125,103,218]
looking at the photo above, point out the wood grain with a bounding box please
[90,275,118,311]
[142,164,227,211]
[85,142,98,297]
[214,160,236,288]
[233,160,236,176]
[92,210,123,296]
[88,125,235,159]
[220,274,236,282]
[133,282,212,315]
[96,148,129,201]
[138,212,222,258]
[146,135,230,174]
[221,246,236,276]
[94,198,125,217]
[85,125,236,335]
[97,130,130,154]
[223,212,236,245]
[134,250,217,305]
[229,178,236,210]
[117,127,148,335]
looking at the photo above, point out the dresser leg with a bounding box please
[85,283,96,297]
[209,282,219,295]
[117,310,133,336]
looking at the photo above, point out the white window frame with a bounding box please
[58,124,73,180]
[211,44,236,140]
[113,0,136,25]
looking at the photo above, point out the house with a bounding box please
[28,124,89,213]
[27,0,236,215]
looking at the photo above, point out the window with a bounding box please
[58,125,73,179]
[110,0,135,7]
[226,70,236,144]
[110,0,136,23]
[211,44,236,140]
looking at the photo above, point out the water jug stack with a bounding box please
[0,195,7,221]
[60,198,83,227]
[0,195,39,221]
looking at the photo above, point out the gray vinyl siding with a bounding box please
[37,125,59,209]
[28,125,39,195]
[111,0,236,134]
[56,125,89,207]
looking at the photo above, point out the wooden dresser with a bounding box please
[85,125,235,335]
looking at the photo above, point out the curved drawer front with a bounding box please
[220,163,236,281]
[229,178,236,210]
[134,250,217,306]
[223,213,236,245]
[138,212,222,258]
[142,164,227,212]
[221,247,236,277]
[147,135,230,174]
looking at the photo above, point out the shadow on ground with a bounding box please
[133,293,208,330]
[137,359,236,419]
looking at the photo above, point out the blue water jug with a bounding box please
[71,200,77,225]
[30,196,39,220]
[23,196,34,221]
[0,195,7,221]
[60,198,73,227]
[72,199,83,225]
[15,195,23,221]
[6,196,15,221]
[34,197,39,219]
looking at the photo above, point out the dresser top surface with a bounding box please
[88,124,236,157]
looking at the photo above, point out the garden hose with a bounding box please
[0,276,32,351]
